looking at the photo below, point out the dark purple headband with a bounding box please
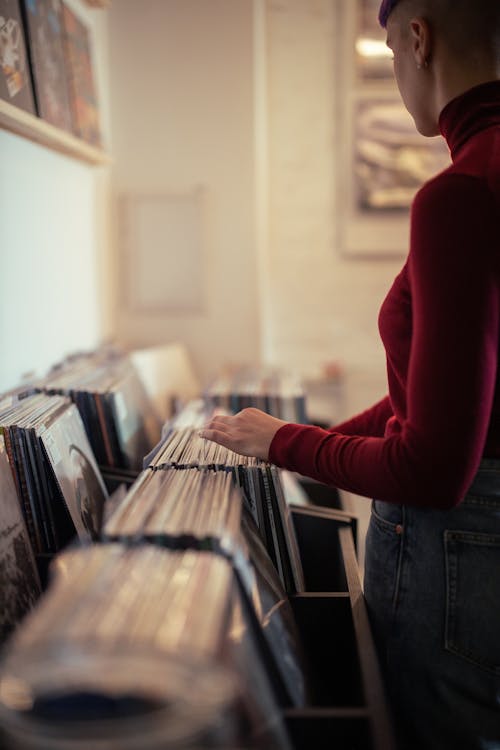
[378,0,402,27]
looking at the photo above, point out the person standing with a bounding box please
[201,1,500,747]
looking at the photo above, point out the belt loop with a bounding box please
[397,505,406,535]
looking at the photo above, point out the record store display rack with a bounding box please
[0,357,395,749]
[0,348,163,592]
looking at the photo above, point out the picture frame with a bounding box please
[337,0,451,257]
[355,0,394,83]
[119,189,207,316]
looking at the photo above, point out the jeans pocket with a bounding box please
[365,503,404,618]
[444,529,500,674]
[371,501,403,534]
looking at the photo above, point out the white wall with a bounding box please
[0,0,407,417]
[260,0,411,556]
[262,0,403,419]
[0,1,111,393]
[108,0,261,383]
[107,0,405,415]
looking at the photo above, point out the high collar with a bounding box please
[439,80,500,160]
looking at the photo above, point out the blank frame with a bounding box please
[121,189,206,314]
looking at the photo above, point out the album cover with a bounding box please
[41,403,107,541]
[270,465,305,593]
[226,579,294,747]
[30,396,75,552]
[22,0,73,131]
[17,425,48,552]
[11,423,44,553]
[0,0,36,112]
[0,434,41,644]
[61,2,100,144]
[0,546,291,748]
[94,391,115,467]
[29,424,59,550]
[40,353,162,472]
[239,506,307,708]
[108,368,162,471]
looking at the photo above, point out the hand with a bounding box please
[199,407,288,460]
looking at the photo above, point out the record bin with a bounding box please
[297,476,343,510]
[99,464,140,493]
[284,504,395,750]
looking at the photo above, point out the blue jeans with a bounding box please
[364,459,500,750]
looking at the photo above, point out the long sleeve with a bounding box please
[269,173,499,509]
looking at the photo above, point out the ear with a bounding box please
[409,17,432,66]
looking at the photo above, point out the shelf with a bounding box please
[287,510,396,750]
[291,505,357,591]
[0,99,110,166]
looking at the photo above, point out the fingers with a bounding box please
[201,412,246,438]
[205,409,263,428]
[198,408,279,461]
[199,423,231,443]
[199,416,248,454]
[203,415,234,430]
[198,428,235,451]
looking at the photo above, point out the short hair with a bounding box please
[378,0,401,28]
[379,0,500,61]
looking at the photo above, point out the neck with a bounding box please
[433,53,500,116]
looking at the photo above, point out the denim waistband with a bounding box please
[463,458,500,503]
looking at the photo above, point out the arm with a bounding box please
[198,395,393,464]
[269,175,499,508]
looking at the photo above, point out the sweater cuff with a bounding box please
[269,422,329,474]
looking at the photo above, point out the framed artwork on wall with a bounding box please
[337,0,450,257]
[0,0,36,114]
[120,189,207,316]
[355,0,394,82]
[354,96,450,213]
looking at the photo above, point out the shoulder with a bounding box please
[413,169,496,218]
[411,169,498,252]
[409,170,499,272]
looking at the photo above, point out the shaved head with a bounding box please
[382,0,500,63]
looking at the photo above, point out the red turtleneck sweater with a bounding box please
[269,81,500,508]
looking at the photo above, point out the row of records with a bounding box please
[0,397,312,749]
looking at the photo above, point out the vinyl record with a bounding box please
[41,403,107,541]
[22,0,73,130]
[0,0,36,113]
[0,434,41,644]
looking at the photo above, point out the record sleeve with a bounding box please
[30,424,59,550]
[103,463,308,709]
[269,465,305,593]
[61,2,100,145]
[0,0,36,113]
[11,423,44,554]
[225,578,293,749]
[42,353,162,472]
[258,467,281,576]
[30,396,76,552]
[238,506,308,708]
[18,425,50,552]
[108,367,162,470]
[41,404,107,541]
[0,434,41,644]
[0,425,23,517]
[0,547,279,750]
[22,0,73,130]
